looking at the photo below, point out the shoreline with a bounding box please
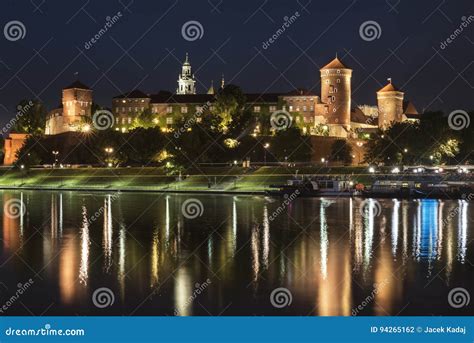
[0,185,266,195]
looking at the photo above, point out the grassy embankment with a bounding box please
[0,166,376,193]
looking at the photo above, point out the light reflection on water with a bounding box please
[0,190,472,316]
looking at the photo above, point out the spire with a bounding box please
[207,80,215,95]
[184,52,190,65]
[221,74,225,89]
[387,77,392,84]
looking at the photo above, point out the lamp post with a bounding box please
[104,147,114,167]
[264,143,270,166]
[52,150,59,168]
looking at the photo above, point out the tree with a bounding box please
[211,85,251,135]
[331,139,353,165]
[132,108,155,129]
[271,127,312,162]
[121,127,166,165]
[12,100,46,134]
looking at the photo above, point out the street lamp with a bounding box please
[403,148,408,153]
[52,150,59,168]
[104,147,114,167]
[263,143,270,166]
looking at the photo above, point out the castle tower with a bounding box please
[320,57,352,134]
[377,79,404,129]
[62,80,92,127]
[207,80,215,95]
[176,53,196,94]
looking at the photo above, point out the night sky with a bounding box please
[0,0,473,128]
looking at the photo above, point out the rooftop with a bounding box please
[321,57,349,70]
[64,80,90,90]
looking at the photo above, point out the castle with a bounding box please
[4,54,419,165]
[43,54,418,138]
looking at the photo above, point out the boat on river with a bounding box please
[362,180,473,199]
[265,177,355,197]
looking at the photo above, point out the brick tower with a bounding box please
[320,57,352,135]
[377,79,404,129]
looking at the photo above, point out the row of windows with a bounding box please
[65,101,91,107]
[325,79,342,84]
[253,105,278,113]
[288,105,314,112]
[286,97,314,102]
[118,99,147,104]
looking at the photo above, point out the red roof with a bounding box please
[377,81,401,93]
[321,57,349,70]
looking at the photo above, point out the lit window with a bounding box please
[296,107,300,112]
[128,117,132,124]
[253,106,261,113]
[296,116,300,122]
[167,106,173,113]
[121,118,126,124]
[269,106,277,112]
[303,106,307,111]
[196,117,202,123]
[181,106,188,114]
[289,106,294,112]
[166,117,173,124]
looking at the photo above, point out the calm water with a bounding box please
[0,190,472,316]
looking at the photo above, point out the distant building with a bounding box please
[176,53,196,95]
[45,80,92,135]
[42,54,418,138]
[3,133,28,165]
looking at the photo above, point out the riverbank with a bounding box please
[0,166,372,193]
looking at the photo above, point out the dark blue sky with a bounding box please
[0,0,473,127]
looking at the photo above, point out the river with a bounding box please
[0,190,472,316]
